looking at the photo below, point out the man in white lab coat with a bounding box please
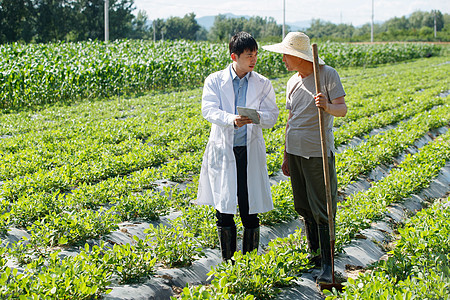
[196,32,279,261]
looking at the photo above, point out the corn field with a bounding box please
[0,40,442,111]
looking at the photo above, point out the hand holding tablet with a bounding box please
[237,106,260,124]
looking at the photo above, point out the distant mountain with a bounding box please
[286,20,311,32]
[196,16,214,30]
[196,13,311,32]
[196,13,251,30]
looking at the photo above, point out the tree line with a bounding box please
[0,0,283,43]
[0,0,135,43]
[306,10,449,42]
[0,0,447,44]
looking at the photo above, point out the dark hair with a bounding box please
[229,32,258,56]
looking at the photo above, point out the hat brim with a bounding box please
[262,43,325,65]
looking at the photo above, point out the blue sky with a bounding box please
[133,0,449,27]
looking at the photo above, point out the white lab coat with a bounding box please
[196,64,279,214]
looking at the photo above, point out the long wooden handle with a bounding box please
[312,43,336,284]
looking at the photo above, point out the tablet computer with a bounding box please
[237,106,260,124]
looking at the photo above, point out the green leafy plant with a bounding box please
[181,229,310,299]
[260,180,298,226]
[1,250,112,299]
[113,190,171,221]
[98,238,157,284]
[180,205,219,249]
[27,209,120,247]
[144,220,205,268]
[326,199,450,299]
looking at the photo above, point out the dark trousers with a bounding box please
[287,153,337,226]
[216,146,259,229]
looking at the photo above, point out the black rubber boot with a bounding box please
[242,227,260,255]
[316,224,333,284]
[217,226,237,261]
[304,218,321,268]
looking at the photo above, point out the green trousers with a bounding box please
[287,153,338,226]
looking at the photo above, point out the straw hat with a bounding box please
[262,32,325,65]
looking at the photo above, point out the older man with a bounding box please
[263,32,347,284]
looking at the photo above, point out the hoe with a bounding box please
[312,43,344,293]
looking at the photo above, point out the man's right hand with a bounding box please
[282,158,290,176]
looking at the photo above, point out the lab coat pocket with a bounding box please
[204,141,227,172]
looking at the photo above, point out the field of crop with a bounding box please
[0,41,449,299]
[0,40,441,111]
